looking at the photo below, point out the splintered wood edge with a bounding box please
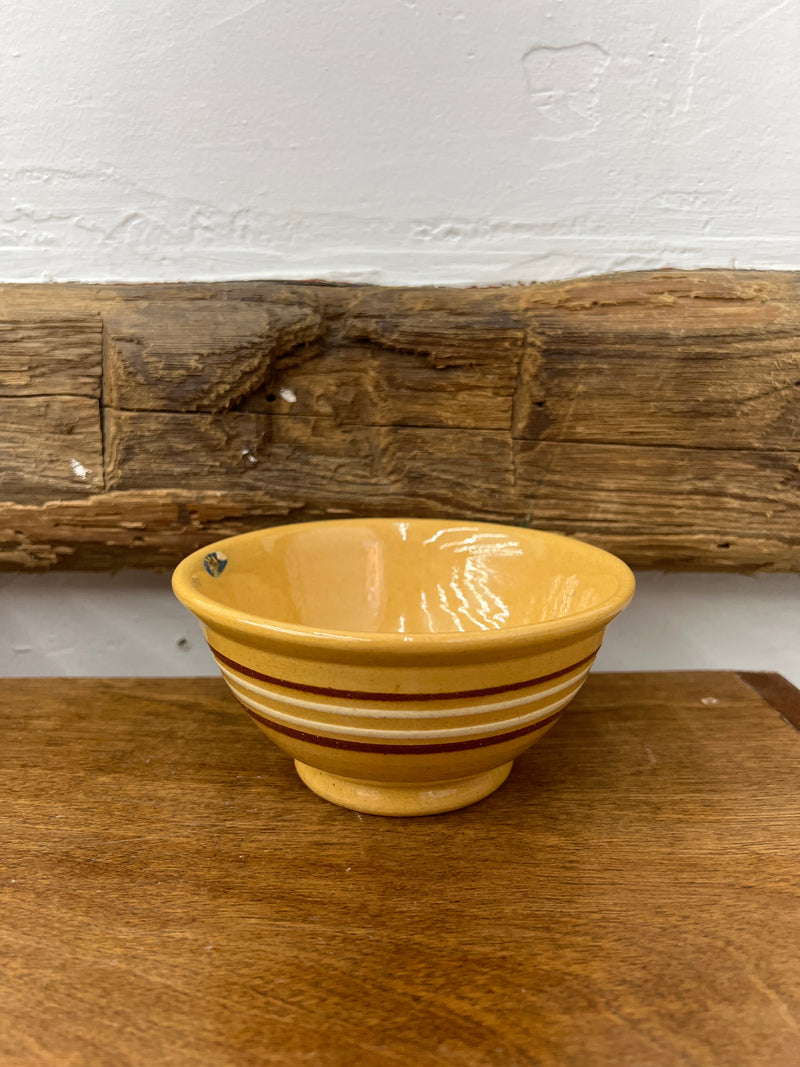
[1,490,798,572]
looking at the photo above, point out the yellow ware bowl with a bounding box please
[172,519,635,816]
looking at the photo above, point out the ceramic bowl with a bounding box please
[172,519,634,816]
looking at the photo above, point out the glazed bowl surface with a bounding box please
[172,518,635,815]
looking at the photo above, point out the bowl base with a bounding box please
[294,760,513,817]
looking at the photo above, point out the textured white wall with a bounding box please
[2,0,799,283]
[2,0,798,680]
[2,571,799,686]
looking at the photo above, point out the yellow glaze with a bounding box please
[172,519,635,816]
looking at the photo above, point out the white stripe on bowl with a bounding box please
[229,684,578,741]
[217,662,591,720]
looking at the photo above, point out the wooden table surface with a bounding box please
[2,671,799,1067]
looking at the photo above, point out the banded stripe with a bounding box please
[209,644,597,703]
[229,683,578,742]
[219,661,591,719]
[238,701,566,755]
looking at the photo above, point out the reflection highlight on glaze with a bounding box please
[419,530,522,631]
[437,582,466,632]
[205,519,624,635]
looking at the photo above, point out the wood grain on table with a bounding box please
[1,672,799,1066]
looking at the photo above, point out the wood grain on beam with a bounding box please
[1,270,798,571]
[103,300,322,411]
[0,312,104,502]
[2,398,103,502]
[0,315,102,397]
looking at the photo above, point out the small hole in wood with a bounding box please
[266,393,277,402]
[717,542,731,548]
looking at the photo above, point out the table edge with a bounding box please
[737,671,800,732]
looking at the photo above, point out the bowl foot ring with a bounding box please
[294,760,513,816]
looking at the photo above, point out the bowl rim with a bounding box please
[171,518,636,655]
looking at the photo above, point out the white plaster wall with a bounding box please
[2,0,799,283]
[2,571,799,687]
[1,0,798,681]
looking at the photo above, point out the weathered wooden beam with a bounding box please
[103,300,322,411]
[515,441,799,547]
[2,398,103,502]
[0,270,798,571]
[0,312,104,502]
[2,488,797,573]
[0,315,102,398]
[520,322,800,449]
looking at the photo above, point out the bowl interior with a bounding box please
[181,520,632,637]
